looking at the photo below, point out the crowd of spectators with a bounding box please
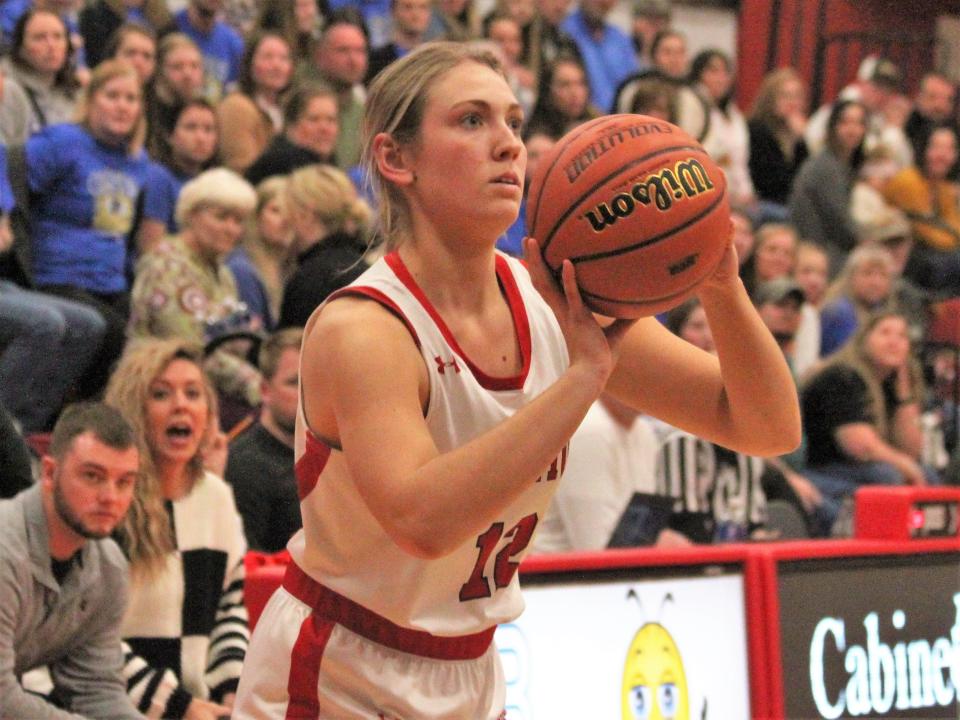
[1,0,960,714]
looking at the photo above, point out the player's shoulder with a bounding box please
[307,293,421,367]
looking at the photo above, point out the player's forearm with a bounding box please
[384,363,605,559]
[698,277,801,457]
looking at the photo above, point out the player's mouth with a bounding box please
[491,172,520,186]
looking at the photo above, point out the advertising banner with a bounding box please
[496,569,751,718]
[778,553,960,719]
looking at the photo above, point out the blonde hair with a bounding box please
[814,311,923,440]
[176,167,257,227]
[362,41,506,246]
[749,67,806,131]
[105,339,218,577]
[76,59,147,155]
[243,175,294,318]
[287,164,371,237]
[823,243,895,308]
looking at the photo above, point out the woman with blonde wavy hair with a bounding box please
[801,310,932,534]
[105,338,248,720]
[277,163,373,328]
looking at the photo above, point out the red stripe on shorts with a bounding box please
[283,562,495,660]
[286,613,334,719]
[295,432,331,500]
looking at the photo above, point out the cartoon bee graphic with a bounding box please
[622,591,704,720]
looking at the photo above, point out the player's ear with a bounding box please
[372,133,415,187]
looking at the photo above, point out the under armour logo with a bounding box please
[434,355,461,375]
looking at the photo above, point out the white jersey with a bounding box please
[288,251,569,637]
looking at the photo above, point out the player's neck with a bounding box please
[397,237,501,318]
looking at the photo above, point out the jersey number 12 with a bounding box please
[459,513,538,602]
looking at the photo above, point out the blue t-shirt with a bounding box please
[174,9,244,96]
[26,124,152,294]
[819,296,859,357]
[0,145,12,214]
[561,10,638,113]
[142,162,189,234]
[226,246,273,332]
[496,196,526,258]
[0,0,30,39]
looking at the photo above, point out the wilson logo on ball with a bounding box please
[582,158,716,233]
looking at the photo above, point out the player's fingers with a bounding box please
[560,259,584,314]
[525,237,563,303]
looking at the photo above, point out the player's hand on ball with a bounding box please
[698,223,740,295]
[524,237,635,377]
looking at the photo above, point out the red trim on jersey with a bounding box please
[283,562,495,660]
[325,285,422,349]
[285,613,334,718]
[295,432,331,501]
[385,252,532,391]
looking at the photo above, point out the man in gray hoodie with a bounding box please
[0,402,143,719]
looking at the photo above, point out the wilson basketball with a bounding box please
[526,114,730,318]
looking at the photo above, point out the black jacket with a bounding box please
[245,135,332,186]
[279,231,368,328]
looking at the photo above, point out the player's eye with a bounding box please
[461,112,482,128]
[658,682,678,717]
[629,685,651,719]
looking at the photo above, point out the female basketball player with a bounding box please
[234,41,799,719]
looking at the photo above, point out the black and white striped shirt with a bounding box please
[121,472,248,718]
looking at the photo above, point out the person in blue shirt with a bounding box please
[173,0,244,100]
[561,0,637,113]
[0,0,30,42]
[25,58,152,398]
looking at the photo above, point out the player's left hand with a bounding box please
[698,223,741,294]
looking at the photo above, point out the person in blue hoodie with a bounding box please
[25,58,152,397]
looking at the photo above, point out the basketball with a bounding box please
[526,114,730,318]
